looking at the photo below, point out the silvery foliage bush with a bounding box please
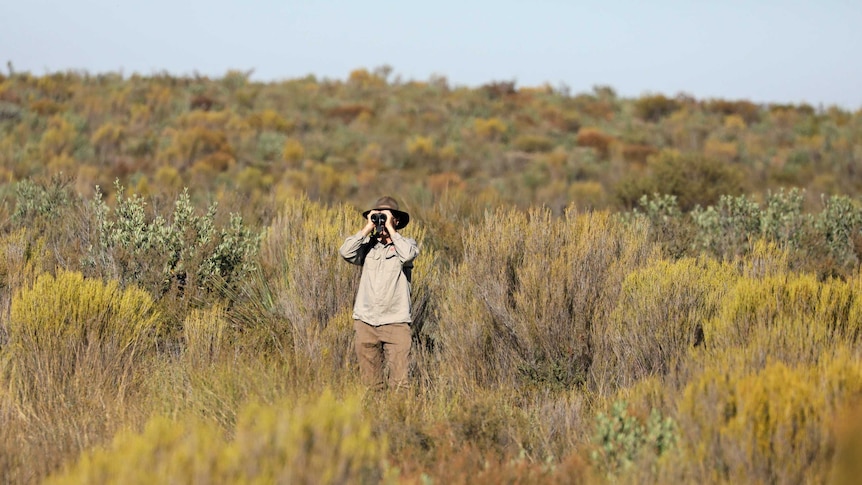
[690,189,809,253]
[12,176,73,224]
[88,181,260,297]
[815,193,862,268]
[591,400,677,476]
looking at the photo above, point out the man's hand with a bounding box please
[381,209,396,234]
[362,211,376,235]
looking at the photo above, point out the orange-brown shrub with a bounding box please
[325,103,373,123]
[28,99,65,116]
[622,143,658,166]
[571,93,617,121]
[481,80,517,99]
[189,94,215,111]
[576,128,614,160]
[427,171,466,195]
[705,99,761,124]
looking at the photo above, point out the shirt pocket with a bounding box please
[383,250,402,273]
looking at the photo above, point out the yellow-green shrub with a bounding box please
[1,271,162,482]
[5,269,160,405]
[512,134,554,153]
[705,273,862,363]
[593,257,736,389]
[45,390,387,485]
[677,354,862,483]
[9,270,160,356]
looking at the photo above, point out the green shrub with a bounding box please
[88,182,260,302]
[11,175,74,225]
[591,399,677,477]
[619,151,746,212]
[813,194,862,274]
[634,94,681,122]
[691,193,762,259]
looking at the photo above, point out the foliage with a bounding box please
[45,390,388,485]
[677,355,862,483]
[88,181,260,302]
[437,206,654,392]
[616,151,746,211]
[594,257,735,389]
[591,400,677,477]
[8,269,160,356]
[633,94,681,122]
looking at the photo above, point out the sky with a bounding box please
[3,0,861,109]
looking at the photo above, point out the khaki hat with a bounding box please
[362,196,410,229]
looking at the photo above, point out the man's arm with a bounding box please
[390,232,419,263]
[339,216,375,265]
[382,211,419,263]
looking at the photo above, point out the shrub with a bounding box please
[512,134,554,153]
[88,182,260,304]
[690,193,762,259]
[634,94,681,122]
[621,143,658,166]
[6,269,161,409]
[246,109,294,133]
[45,390,387,485]
[618,151,745,212]
[437,207,653,391]
[405,135,436,159]
[813,194,862,274]
[256,130,287,161]
[591,400,677,477]
[282,138,305,164]
[182,305,229,366]
[704,99,761,124]
[325,104,373,124]
[576,128,614,159]
[473,117,507,141]
[9,269,160,353]
[677,355,862,483]
[592,257,736,389]
[704,273,862,363]
[11,175,74,226]
[621,194,696,258]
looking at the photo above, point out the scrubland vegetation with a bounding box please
[1,66,862,483]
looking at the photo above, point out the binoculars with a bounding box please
[371,213,387,232]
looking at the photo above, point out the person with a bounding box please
[339,196,419,391]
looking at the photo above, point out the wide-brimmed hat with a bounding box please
[362,196,410,229]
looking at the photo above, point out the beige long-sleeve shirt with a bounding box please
[339,231,419,326]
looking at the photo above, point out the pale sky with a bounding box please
[3,0,861,108]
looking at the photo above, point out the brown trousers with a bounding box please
[354,320,411,391]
